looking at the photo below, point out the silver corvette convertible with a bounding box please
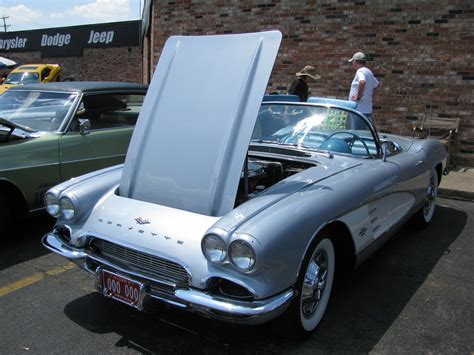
[42,31,447,336]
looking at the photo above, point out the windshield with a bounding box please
[5,72,40,85]
[252,103,378,157]
[0,90,77,132]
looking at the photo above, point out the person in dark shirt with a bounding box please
[288,65,321,102]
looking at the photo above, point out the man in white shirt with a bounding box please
[348,52,379,123]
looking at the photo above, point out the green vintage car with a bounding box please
[0,82,147,232]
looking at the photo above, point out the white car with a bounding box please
[42,31,447,337]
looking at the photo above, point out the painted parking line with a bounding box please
[0,262,75,297]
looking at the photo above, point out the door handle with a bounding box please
[415,160,424,167]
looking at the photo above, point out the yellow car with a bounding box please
[0,64,63,94]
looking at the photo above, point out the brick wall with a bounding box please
[2,46,143,82]
[151,0,474,166]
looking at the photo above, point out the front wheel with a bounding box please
[281,236,335,337]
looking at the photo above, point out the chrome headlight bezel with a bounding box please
[44,191,60,217]
[228,239,256,272]
[59,196,76,220]
[201,233,227,264]
[202,229,259,273]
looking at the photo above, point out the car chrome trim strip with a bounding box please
[0,161,60,172]
[59,153,126,165]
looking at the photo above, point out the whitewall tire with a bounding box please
[282,235,335,337]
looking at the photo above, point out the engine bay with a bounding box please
[235,155,315,205]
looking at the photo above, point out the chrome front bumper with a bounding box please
[42,231,295,325]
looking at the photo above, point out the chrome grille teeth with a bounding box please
[89,238,190,287]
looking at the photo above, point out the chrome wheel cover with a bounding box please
[299,238,335,331]
[301,250,328,318]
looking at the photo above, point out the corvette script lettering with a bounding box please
[97,218,184,245]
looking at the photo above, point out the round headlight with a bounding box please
[59,196,76,220]
[229,240,256,271]
[44,192,60,217]
[202,234,226,264]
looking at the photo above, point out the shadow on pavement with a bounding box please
[64,204,467,353]
[0,214,55,271]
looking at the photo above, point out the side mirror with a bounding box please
[78,118,91,135]
[381,140,402,161]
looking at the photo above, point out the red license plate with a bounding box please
[102,270,144,308]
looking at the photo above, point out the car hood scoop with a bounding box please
[119,31,282,217]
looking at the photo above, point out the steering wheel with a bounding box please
[323,131,371,156]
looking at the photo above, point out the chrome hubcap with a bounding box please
[301,250,328,318]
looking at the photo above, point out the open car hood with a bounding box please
[120,31,282,216]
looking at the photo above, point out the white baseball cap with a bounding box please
[348,52,367,62]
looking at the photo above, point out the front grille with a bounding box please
[88,238,190,291]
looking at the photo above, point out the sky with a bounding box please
[0,0,142,32]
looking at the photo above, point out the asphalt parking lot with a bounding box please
[0,198,473,354]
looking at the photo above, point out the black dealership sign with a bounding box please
[0,20,140,58]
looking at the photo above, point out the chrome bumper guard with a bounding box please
[42,231,295,324]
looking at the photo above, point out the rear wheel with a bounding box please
[280,235,335,338]
[413,168,438,226]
